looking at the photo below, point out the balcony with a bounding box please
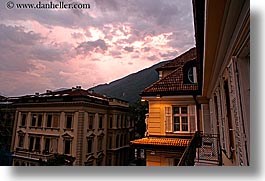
[14,148,54,162]
[178,131,222,166]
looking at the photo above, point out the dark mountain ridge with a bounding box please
[90,61,167,103]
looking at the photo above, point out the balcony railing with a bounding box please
[177,131,201,166]
[196,133,222,166]
[178,131,222,166]
[14,148,54,161]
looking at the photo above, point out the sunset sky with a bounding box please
[0,0,195,97]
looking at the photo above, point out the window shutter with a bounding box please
[51,138,58,153]
[219,79,232,159]
[165,107,172,132]
[53,115,59,128]
[189,105,196,132]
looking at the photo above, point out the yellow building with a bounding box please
[11,86,133,166]
[131,48,204,166]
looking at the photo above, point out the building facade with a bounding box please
[11,86,133,166]
[192,0,250,166]
[0,96,15,165]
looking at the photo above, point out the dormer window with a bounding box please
[187,67,197,84]
[183,60,197,84]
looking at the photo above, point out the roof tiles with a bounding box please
[130,138,190,147]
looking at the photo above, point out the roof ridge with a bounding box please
[142,67,182,93]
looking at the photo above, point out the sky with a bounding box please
[0,0,195,97]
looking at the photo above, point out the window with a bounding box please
[28,136,41,152]
[121,115,124,128]
[44,138,50,152]
[188,67,197,83]
[35,137,41,151]
[108,136,112,149]
[97,137,103,151]
[29,137,34,152]
[116,115,120,128]
[173,106,188,132]
[64,140,71,154]
[124,134,128,145]
[88,114,94,129]
[223,79,235,158]
[47,115,52,127]
[109,116,113,128]
[99,115,103,129]
[120,134,123,147]
[46,114,60,128]
[37,115,42,127]
[31,114,37,126]
[116,135,119,148]
[165,106,194,133]
[18,135,24,148]
[21,114,27,126]
[44,137,58,153]
[87,139,93,154]
[66,115,73,129]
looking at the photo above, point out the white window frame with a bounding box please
[165,106,193,133]
[172,106,189,133]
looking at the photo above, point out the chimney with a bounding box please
[35,92,40,96]
[76,85,81,89]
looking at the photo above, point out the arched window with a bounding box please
[188,67,197,83]
[183,60,197,84]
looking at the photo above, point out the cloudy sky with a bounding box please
[0,0,195,97]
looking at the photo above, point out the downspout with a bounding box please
[193,94,202,151]
[192,94,201,132]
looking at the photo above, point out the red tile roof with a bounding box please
[130,137,190,147]
[141,47,199,96]
[156,47,196,71]
[142,67,198,95]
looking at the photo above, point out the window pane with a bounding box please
[181,107,188,114]
[174,124,180,131]
[87,139,93,153]
[29,137,34,152]
[21,114,26,126]
[45,138,50,152]
[109,117,112,128]
[35,137,40,151]
[89,115,94,129]
[66,115,72,128]
[18,136,24,147]
[188,67,194,83]
[182,124,188,131]
[182,116,188,123]
[47,115,52,127]
[174,116,180,123]
[31,114,37,126]
[173,107,179,114]
[37,115,42,127]
[64,140,71,154]
[99,116,103,129]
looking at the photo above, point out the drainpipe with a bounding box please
[193,94,202,149]
[192,94,201,132]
